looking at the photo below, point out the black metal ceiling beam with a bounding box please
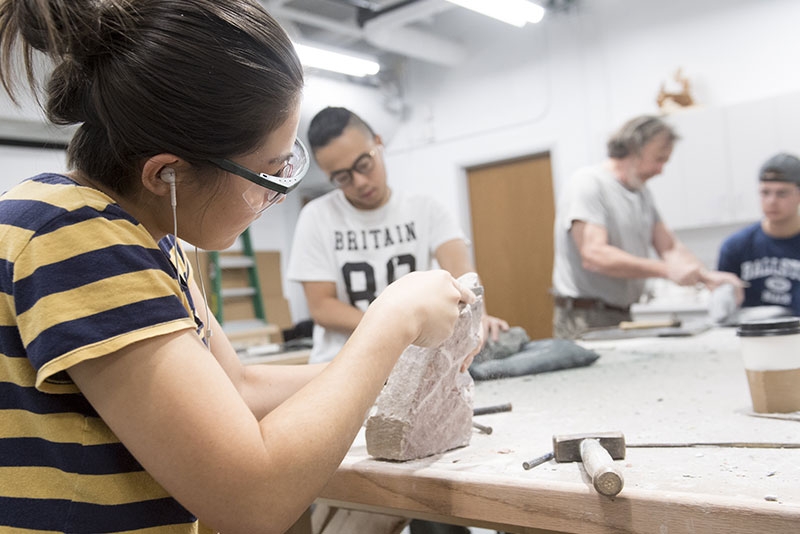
[0,137,68,150]
[354,0,422,28]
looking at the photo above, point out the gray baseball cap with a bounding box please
[759,152,800,185]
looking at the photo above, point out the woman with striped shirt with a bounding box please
[0,1,475,532]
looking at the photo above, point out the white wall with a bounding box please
[0,145,67,193]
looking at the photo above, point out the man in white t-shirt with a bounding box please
[551,115,743,339]
[288,106,508,365]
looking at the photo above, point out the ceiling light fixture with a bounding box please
[445,0,545,27]
[294,43,381,78]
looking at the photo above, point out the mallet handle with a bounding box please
[580,438,624,497]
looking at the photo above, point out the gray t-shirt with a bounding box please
[552,164,661,308]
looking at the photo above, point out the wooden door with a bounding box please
[467,153,555,340]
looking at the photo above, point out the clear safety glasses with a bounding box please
[209,138,310,213]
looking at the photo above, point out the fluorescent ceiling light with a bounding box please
[294,43,380,77]
[445,0,545,27]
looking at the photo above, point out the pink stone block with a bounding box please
[366,274,483,461]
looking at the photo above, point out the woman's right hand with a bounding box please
[367,270,475,349]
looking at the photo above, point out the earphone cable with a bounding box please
[170,190,213,352]
[194,246,214,351]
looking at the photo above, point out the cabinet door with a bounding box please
[648,106,731,229]
[726,97,781,224]
[774,92,800,158]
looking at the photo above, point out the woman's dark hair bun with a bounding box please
[46,58,94,125]
[16,1,102,57]
[9,1,129,124]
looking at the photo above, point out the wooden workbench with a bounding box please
[315,327,800,533]
[240,347,311,366]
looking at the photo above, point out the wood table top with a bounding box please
[317,327,800,533]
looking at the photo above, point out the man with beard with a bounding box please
[551,115,742,339]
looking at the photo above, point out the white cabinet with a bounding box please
[647,91,800,230]
[726,97,781,223]
[774,91,800,156]
[649,106,731,229]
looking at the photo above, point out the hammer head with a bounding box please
[552,431,626,462]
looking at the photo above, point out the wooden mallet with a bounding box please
[552,431,626,497]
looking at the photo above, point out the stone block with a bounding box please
[366,273,483,461]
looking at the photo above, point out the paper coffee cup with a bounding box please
[737,317,800,413]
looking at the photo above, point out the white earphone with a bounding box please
[160,167,177,207]
[160,167,176,184]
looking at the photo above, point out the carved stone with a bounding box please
[365,273,483,461]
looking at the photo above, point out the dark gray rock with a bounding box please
[469,339,600,381]
[471,325,530,364]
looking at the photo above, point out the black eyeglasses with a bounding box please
[329,148,379,187]
[209,139,309,195]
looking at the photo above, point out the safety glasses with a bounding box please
[209,139,310,213]
[209,139,309,213]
